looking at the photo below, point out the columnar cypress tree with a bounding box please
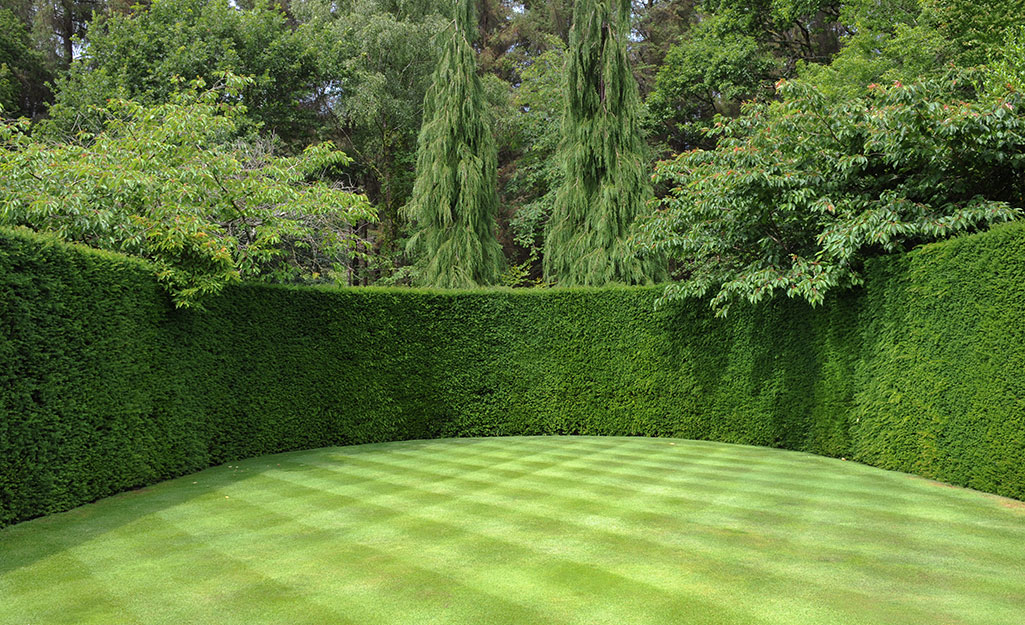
[543,0,661,286]
[402,0,504,288]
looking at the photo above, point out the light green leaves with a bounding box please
[637,74,1024,315]
[0,80,375,307]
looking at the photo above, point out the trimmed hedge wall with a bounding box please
[2,223,1024,527]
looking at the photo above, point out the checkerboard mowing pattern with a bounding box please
[2,436,1023,625]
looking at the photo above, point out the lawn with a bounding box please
[2,436,1023,625]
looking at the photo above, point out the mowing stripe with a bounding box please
[256,447,1019,622]
[2,437,1024,625]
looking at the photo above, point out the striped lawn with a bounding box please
[2,436,1024,625]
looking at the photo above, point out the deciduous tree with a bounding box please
[0,78,375,307]
[637,74,1024,315]
[44,0,322,145]
[0,8,53,118]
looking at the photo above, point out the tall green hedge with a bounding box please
[2,223,1024,527]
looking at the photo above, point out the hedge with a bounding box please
[2,223,1024,527]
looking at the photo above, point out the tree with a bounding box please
[795,0,1025,99]
[699,1,843,72]
[630,0,699,94]
[401,0,504,288]
[504,42,566,266]
[0,8,53,119]
[988,25,1025,96]
[646,10,779,152]
[923,0,1025,68]
[644,0,850,155]
[514,0,575,47]
[636,74,1024,316]
[19,0,105,69]
[43,0,323,145]
[0,78,375,307]
[305,0,448,267]
[543,0,662,286]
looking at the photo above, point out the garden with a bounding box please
[2,222,1024,623]
[3,438,1024,625]
[2,0,1025,623]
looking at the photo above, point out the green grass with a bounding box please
[2,436,1023,625]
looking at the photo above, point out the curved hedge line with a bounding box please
[2,223,1024,527]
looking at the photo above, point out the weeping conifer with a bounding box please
[543,0,662,286]
[402,0,504,288]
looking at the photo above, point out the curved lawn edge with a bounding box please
[3,223,1025,528]
[3,436,1024,625]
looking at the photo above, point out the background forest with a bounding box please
[2,0,1024,309]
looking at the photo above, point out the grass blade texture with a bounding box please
[2,437,1024,624]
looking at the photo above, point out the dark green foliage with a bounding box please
[630,0,699,94]
[646,10,779,151]
[3,223,1025,527]
[1,230,171,528]
[307,0,448,263]
[401,0,504,288]
[504,43,565,264]
[852,223,1025,495]
[543,0,662,286]
[0,8,52,118]
[43,0,322,144]
[699,1,843,67]
[638,74,1025,315]
[643,0,843,154]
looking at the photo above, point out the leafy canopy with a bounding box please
[0,7,52,119]
[647,9,779,151]
[0,76,375,307]
[636,73,1024,315]
[43,0,323,145]
[505,40,566,253]
[988,25,1025,96]
[307,0,448,244]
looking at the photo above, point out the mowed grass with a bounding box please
[2,437,1024,625]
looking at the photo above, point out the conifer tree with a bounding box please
[543,0,661,286]
[403,0,504,288]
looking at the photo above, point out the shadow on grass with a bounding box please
[0,458,260,575]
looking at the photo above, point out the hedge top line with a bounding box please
[2,220,1025,528]
[8,223,1018,302]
